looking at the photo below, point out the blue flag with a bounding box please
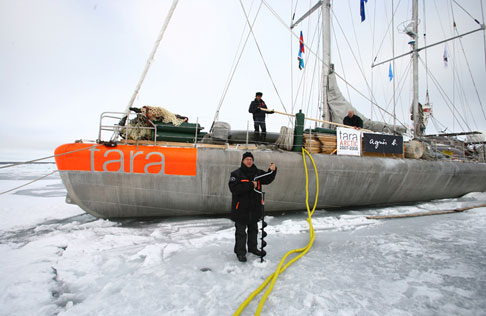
[360,0,368,22]
[298,31,305,70]
[388,63,393,81]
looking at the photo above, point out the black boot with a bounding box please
[236,254,247,262]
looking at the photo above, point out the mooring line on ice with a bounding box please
[0,170,59,195]
[0,144,102,170]
[233,148,319,316]
[366,203,486,220]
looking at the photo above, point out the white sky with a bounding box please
[1,0,485,161]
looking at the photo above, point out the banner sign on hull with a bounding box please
[55,143,197,176]
[363,133,403,154]
[337,127,361,156]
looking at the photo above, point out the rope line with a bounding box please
[332,18,352,104]
[332,10,387,124]
[454,29,486,122]
[0,170,59,196]
[212,0,261,126]
[452,0,482,25]
[0,144,101,170]
[419,57,470,132]
[481,0,486,76]
[238,0,291,118]
[293,13,321,115]
[261,0,408,130]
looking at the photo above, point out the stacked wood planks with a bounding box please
[303,132,338,154]
[315,133,337,154]
[303,134,322,153]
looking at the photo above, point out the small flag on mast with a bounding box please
[298,31,305,70]
[360,0,368,22]
[388,63,393,81]
[443,44,449,67]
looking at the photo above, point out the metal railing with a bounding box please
[98,112,158,145]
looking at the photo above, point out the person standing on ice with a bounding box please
[228,152,277,262]
[248,92,273,142]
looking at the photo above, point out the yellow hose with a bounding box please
[233,148,319,315]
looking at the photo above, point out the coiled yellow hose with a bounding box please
[233,148,319,315]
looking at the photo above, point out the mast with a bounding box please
[123,0,179,117]
[321,0,331,127]
[412,0,420,137]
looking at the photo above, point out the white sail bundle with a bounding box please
[327,72,407,134]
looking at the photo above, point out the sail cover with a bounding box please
[328,72,407,134]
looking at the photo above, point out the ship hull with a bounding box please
[55,143,486,218]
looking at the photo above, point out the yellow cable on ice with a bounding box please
[233,148,319,316]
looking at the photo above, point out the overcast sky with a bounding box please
[1,0,485,161]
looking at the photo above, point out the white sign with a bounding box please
[337,127,361,156]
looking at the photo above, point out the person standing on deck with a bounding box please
[228,152,277,262]
[249,92,273,142]
[343,110,363,129]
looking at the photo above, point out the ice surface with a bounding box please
[1,165,486,315]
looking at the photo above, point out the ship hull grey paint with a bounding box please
[58,147,486,218]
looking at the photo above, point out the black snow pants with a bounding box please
[234,222,258,256]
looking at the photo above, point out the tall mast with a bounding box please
[123,0,179,116]
[412,0,420,137]
[321,0,331,127]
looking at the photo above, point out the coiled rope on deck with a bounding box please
[233,147,319,316]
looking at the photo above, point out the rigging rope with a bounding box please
[261,0,408,130]
[451,0,457,132]
[238,0,291,117]
[372,0,404,68]
[454,26,486,122]
[452,0,482,25]
[419,57,471,132]
[332,10,390,125]
[423,0,430,93]
[481,0,486,77]
[347,0,365,70]
[292,12,321,115]
[332,18,352,103]
[434,0,449,39]
[212,0,261,126]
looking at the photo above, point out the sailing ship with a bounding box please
[55,0,486,218]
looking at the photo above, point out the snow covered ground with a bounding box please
[1,164,486,316]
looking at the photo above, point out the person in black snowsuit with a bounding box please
[343,110,364,128]
[228,152,277,262]
[248,92,273,142]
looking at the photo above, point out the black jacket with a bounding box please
[228,163,277,224]
[249,99,268,120]
[343,115,363,128]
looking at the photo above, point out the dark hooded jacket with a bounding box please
[248,99,268,120]
[228,163,277,224]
